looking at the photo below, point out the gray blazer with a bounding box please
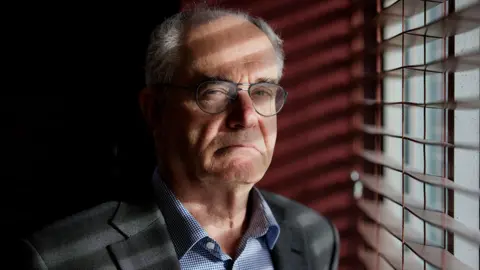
[15,190,339,270]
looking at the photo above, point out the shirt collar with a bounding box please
[248,188,281,250]
[151,168,280,259]
[152,169,207,259]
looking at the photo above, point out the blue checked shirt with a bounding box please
[152,169,280,270]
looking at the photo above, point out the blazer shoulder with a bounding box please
[260,190,340,269]
[31,201,121,240]
[27,201,124,257]
[12,201,124,270]
[260,190,332,227]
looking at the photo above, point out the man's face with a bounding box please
[154,15,280,186]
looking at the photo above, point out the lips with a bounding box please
[229,144,258,150]
[217,144,261,154]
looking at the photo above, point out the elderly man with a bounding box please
[16,7,339,270]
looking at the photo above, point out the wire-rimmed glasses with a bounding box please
[161,80,288,117]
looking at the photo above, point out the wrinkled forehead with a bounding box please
[183,15,279,82]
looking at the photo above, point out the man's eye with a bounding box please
[253,90,272,96]
[205,89,227,95]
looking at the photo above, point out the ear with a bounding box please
[139,87,160,129]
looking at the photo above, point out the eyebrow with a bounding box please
[199,75,279,84]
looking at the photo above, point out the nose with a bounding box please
[226,90,257,130]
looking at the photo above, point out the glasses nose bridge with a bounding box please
[235,83,251,92]
[233,83,253,102]
[232,83,255,110]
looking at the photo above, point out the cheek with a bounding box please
[195,116,225,153]
[181,104,225,155]
[157,101,200,152]
[260,117,277,152]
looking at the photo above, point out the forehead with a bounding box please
[182,15,279,82]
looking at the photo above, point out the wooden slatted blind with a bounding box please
[354,0,480,269]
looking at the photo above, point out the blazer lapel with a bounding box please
[267,198,309,270]
[107,201,180,270]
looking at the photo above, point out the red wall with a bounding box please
[181,1,362,268]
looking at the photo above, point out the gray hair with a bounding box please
[145,7,284,87]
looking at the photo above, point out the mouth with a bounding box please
[217,144,261,154]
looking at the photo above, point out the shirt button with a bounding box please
[206,241,215,250]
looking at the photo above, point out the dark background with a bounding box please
[3,1,367,269]
[3,2,180,234]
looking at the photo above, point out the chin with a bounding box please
[213,155,266,185]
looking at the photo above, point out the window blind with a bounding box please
[354,0,480,269]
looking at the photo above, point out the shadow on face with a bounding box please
[149,15,282,187]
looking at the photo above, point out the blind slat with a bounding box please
[361,124,480,151]
[359,174,440,210]
[358,220,474,270]
[408,171,480,197]
[357,220,470,269]
[377,0,445,25]
[363,97,480,110]
[408,242,472,270]
[380,33,439,51]
[379,1,480,36]
[358,198,425,241]
[359,150,480,197]
[358,220,424,269]
[381,51,480,77]
[408,207,480,244]
[358,191,480,244]
[358,248,401,270]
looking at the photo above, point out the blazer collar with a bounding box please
[105,192,307,270]
[263,192,309,270]
[107,200,181,270]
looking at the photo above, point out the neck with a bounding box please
[161,168,254,257]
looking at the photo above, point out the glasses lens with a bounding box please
[196,81,234,113]
[250,83,286,116]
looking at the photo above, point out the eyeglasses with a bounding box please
[161,80,288,117]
